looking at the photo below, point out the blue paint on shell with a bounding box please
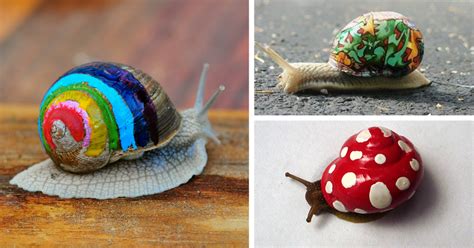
[65,63,157,147]
[39,73,137,150]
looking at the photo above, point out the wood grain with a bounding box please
[0,0,249,109]
[0,104,249,246]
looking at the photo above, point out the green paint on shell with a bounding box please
[329,12,424,77]
[39,83,120,153]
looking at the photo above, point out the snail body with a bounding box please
[10,62,224,199]
[257,11,430,93]
[286,127,423,222]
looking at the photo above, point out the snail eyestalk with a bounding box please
[198,85,225,118]
[255,43,305,93]
[194,63,225,118]
[195,84,224,145]
[285,172,312,187]
[286,172,329,223]
[189,64,224,145]
[194,63,210,110]
[255,42,296,73]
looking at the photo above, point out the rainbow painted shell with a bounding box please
[39,62,181,173]
[329,11,424,77]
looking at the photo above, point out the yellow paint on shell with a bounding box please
[335,51,352,66]
[361,14,375,36]
[407,29,422,69]
[49,90,108,157]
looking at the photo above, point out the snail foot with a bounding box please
[328,209,388,223]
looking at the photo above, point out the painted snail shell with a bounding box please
[286,127,423,222]
[39,62,182,173]
[256,11,430,93]
[329,11,424,77]
[322,127,423,214]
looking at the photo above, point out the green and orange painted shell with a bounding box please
[329,11,424,77]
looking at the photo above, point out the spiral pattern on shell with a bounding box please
[329,11,424,77]
[39,62,181,173]
[321,127,423,214]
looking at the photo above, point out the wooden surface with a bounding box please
[0,0,249,109]
[0,104,249,246]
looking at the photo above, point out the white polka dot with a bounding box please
[354,208,367,214]
[410,158,420,171]
[356,129,371,143]
[350,151,363,160]
[398,140,412,152]
[332,200,348,212]
[328,164,336,174]
[374,154,386,164]
[396,177,410,190]
[341,172,357,188]
[340,147,348,158]
[369,182,392,209]
[379,127,392,137]
[325,181,333,194]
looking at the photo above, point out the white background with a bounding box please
[254,121,472,247]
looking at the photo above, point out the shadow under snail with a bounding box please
[10,62,225,199]
[256,11,431,94]
[286,127,423,223]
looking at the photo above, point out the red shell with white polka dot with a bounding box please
[321,127,423,214]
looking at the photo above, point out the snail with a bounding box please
[10,62,225,199]
[256,11,430,93]
[286,126,423,223]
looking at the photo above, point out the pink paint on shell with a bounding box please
[44,100,91,147]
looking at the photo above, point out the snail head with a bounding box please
[286,172,328,222]
[179,64,225,145]
[255,43,301,93]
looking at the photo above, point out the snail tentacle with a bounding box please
[286,172,329,223]
[198,85,226,118]
[194,63,210,110]
[192,63,225,144]
[255,42,296,73]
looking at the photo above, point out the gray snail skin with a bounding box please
[256,11,431,94]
